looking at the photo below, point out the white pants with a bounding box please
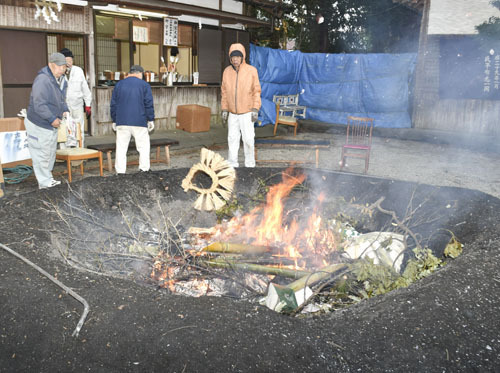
[227,112,255,168]
[115,126,150,174]
[24,118,58,188]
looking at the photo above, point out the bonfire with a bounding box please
[151,155,460,314]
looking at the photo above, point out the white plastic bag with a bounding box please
[63,115,78,147]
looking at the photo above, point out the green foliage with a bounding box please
[476,1,500,39]
[443,235,463,259]
[397,247,443,284]
[215,199,242,223]
[256,178,270,200]
[251,0,421,53]
[476,17,500,39]
[351,259,401,297]
[329,246,444,307]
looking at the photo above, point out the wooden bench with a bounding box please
[87,138,179,172]
[254,138,331,168]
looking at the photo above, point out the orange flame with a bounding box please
[199,169,340,270]
[153,169,342,292]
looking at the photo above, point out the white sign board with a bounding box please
[0,131,31,164]
[133,26,149,43]
[164,18,178,46]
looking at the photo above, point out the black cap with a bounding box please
[230,50,243,58]
[129,65,144,73]
[60,48,74,58]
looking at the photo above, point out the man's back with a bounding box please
[111,77,154,127]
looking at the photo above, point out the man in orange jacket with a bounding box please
[221,43,261,168]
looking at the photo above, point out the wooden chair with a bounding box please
[56,123,103,182]
[283,93,306,119]
[272,95,298,136]
[340,116,374,173]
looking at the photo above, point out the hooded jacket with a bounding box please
[27,66,68,130]
[221,43,261,114]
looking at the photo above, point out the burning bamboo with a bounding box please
[201,257,311,279]
[202,242,271,255]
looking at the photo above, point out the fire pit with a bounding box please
[1,167,500,371]
[41,167,485,313]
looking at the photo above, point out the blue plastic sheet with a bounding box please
[250,45,416,128]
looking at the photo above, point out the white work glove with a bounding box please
[251,110,258,123]
[221,111,228,123]
[112,123,116,131]
[147,121,155,132]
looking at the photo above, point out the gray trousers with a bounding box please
[24,118,58,188]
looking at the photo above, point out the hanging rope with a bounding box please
[3,165,33,184]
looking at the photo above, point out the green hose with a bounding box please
[3,165,33,184]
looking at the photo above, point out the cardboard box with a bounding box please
[176,104,211,133]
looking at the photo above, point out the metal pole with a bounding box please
[0,242,89,337]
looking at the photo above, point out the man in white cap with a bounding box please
[25,52,68,189]
[110,65,155,174]
[60,48,92,147]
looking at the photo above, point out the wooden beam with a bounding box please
[90,0,270,27]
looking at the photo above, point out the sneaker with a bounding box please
[39,179,61,189]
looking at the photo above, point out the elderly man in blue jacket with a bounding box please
[110,65,155,174]
[25,52,68,189]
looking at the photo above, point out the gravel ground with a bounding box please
[3,126,500,199]
[162,132,500,199]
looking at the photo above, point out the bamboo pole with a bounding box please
[202,242,271,255]
[288,263,348,291]
[201,258,311,279]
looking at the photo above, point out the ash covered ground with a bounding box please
[1,167,500,372]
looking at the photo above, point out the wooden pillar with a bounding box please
[0,53,4,118]
[0,157,4,199]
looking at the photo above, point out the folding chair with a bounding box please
[56,123,103,182]
[340,116,374,173]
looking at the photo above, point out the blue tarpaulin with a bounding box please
[250,44,417,128]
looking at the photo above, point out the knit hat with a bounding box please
[229,50,243,58]
[48,52,67,66]
[60,48,74,58]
